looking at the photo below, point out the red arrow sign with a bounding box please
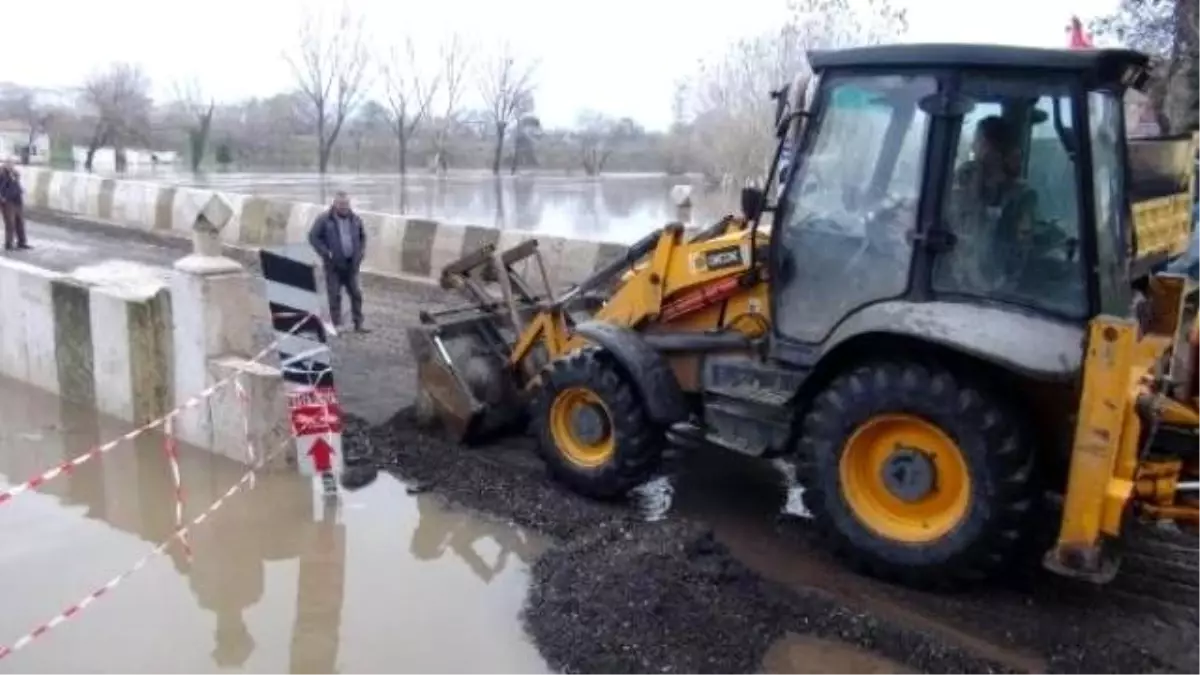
[308,437,336,473]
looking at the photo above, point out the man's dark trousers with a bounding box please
[324,263,363,329]
[2,202,27,249]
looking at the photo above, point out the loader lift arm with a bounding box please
[412,216,763,442]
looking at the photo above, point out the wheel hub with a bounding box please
[880,446,935,502]
[570,403,610,446]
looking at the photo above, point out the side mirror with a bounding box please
[741,187,766,221]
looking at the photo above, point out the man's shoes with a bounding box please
[2,244,11,252]
[353,324,372,334]
[16,243,30,250]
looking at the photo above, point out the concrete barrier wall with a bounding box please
[0,256,173,425]
[20,167,633,289]
[0,253,288,467]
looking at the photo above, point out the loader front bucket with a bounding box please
[406,308,528,445]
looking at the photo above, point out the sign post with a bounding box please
[260,247,343,496]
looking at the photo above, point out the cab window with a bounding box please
[773,73,933,343]
[932,77,1086,319]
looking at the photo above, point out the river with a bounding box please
[108,168,739,244]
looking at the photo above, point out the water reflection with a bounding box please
[288,499,343,674]
[410,497,540,583]
[113,168,738,244]
[0,376,548,673]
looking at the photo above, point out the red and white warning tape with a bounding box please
[233,376,257,490]
[161,416,190,561]
[0,312,327,507]
[0,437,294,661]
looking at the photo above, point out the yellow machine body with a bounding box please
[408,45,1200,589]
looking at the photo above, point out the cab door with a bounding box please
[769,72,938,350]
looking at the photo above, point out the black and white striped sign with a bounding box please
[260,247,342,487]
[260,249,334,388]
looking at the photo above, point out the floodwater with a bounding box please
[111,168,738,244]
[0,376,549,673]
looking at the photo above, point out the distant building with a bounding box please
[0,119,51,164]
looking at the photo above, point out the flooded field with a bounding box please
[111,168,738,244]
[0,376,548,673]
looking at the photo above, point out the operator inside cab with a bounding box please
[943,116,1039,293]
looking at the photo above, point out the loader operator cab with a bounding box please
[768,45,1145,370]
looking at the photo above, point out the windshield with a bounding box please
[773,74,933,342]
[1089,90,1131,314]
[931,76,1087,319]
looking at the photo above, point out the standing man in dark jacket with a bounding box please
[307,191,370,333]
[0,161,30,252]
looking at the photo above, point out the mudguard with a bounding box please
[822,300,1086,381]
[572,321,691,426]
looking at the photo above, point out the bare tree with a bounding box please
[80,63,154,172]
[284,3,371,174]
[683,0,908,186]
[1091,0,1198,133]
[0,88,55,165]
[573,112,627,176]
[476,42,538,175]
[431,34,471,175]
[380,35,440,176]
[173,77,215,173]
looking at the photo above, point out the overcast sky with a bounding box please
[7,0,1119,130]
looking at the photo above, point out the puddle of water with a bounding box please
[762,633,916,674]
[768,458,812,520]
[632,448,812,523]
[0,375,550,673]
[629,475,674,522]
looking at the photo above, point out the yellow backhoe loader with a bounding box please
[408,43,1198,587]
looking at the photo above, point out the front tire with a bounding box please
[533,347,663,499]
[797,360,1036,587]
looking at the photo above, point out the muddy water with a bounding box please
[0,376,549,673]
[762,633,916,674]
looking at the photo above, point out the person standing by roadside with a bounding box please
[0,161,30,252]
[307,190,370,333]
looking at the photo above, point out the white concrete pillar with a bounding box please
[171,194,289,465]
[670,184,693,227]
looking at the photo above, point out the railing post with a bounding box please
[670,184,693,227]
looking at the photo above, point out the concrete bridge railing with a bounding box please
[0,189,291,467]
[17,167,654,291]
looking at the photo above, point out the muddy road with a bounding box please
[349,409,1199,675]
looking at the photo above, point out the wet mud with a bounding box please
[355,409,1200,674]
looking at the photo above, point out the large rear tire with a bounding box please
[533,346,663,499]
[797,360,1036,587]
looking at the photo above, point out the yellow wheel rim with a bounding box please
[549,387,615,468]
[838,414,970,544]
